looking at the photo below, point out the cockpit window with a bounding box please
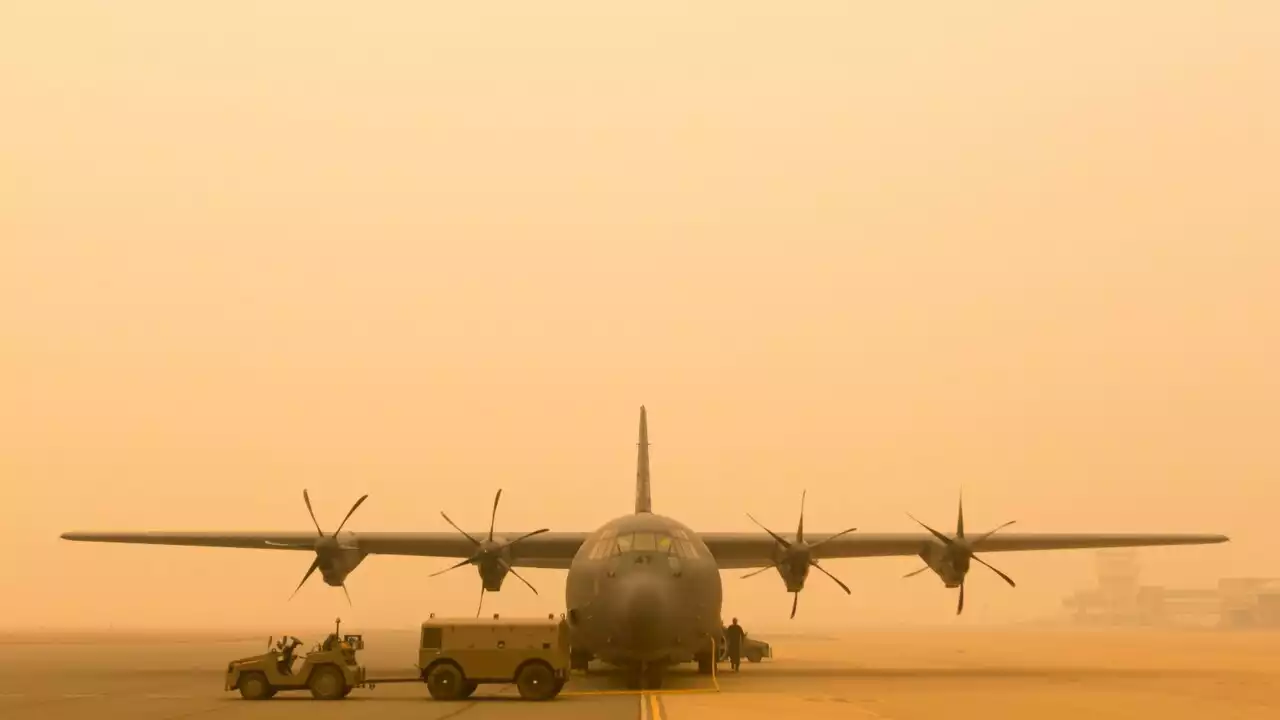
[605,531,700,557]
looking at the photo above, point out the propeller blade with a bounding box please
[333,494,368,536]
[970,520,1017,547]
[303,489,324,536]
[809,560,852,594]
[340,584,352,606]
[747,513,792,549]
[956,491,965,539]
[903,566,931,578]
[488,489,502,542]
[906,513,954,547]
[492,528,551,554]
[430,557,476,577]
[957,583,965,615]
[440,512,483,546]
[291,557,322,599]
[790,592,799,619]
[807,526,859,551]
[503,563,540,595]
[972,554,1017,587]
[741,563,778,580]
[476,586,485,618]
[796,490,806,545]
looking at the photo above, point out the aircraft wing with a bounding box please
[699,531,1230,569]
[59,531,589,570]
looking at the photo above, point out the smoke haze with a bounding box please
[2,2,1275,631]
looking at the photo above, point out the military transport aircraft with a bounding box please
[61,406,1228,688]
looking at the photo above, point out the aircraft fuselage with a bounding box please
[564,511,723,669]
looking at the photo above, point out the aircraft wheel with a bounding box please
[308,666,346,700]
[238,672,272,700]
[643,664,665,690]
[696,652,714,675]
[515,661,558,701]
[426,662,466,701]
[570,648,591,672]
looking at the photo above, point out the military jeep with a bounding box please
[225,618,367,700]
[417,614,571,701]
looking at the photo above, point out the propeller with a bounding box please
[288,489,368,605]
[740,490,858,619]
[431,489,551,616]
[903,492,1017,615]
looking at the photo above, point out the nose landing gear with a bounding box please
[625,661,666,690]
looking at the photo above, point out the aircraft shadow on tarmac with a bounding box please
[712,666,1241,681]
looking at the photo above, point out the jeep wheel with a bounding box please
[427,663,465,701]
[308,666,346,700]
[238,672,272,700]
[515,661,557,701]
[458,681,477,699]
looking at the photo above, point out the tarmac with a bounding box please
[2,627,1277,720]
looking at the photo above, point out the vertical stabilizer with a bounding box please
[635,406,652,514]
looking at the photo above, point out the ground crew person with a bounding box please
[724,617,746,672]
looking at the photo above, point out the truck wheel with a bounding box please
[308,665,346,700]
[426,663,465,701]
[458,681,477,699]
[238,672,272,700]
[515,661,557,701]
[746,648,763,663]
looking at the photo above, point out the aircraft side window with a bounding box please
[614,533,634,554]
[632,532,657,552]
[589,531,616,560]
[677,540,700,559]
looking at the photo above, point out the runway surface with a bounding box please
[2,627,1277,720]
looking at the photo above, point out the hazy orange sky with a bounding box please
[2,3,1276,631]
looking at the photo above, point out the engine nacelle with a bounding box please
[477,556,511,592]
[918,544,968,588]
[773,555,810,593]
[318,549,367,587]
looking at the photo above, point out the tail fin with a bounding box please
[635,406,652,514]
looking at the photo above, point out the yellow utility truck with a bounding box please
[416,613,571,701]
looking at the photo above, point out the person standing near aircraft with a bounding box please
[724,617,746,672]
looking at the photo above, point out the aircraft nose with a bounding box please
[616,572,673,652]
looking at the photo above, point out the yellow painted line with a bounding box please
[649,692,662,719]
